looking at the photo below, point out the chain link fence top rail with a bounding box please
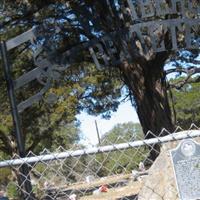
[0,125,200,200]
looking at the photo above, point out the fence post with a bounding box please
[0,41,34,199]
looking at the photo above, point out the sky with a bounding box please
[77,100,139,146]
[77,52,200,147]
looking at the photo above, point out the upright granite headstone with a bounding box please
[171,139,200,200]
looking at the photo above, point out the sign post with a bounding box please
[0,41,34,200]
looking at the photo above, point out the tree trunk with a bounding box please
[120,52,174,160]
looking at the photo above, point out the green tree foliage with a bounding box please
[0,52,122,156]
[0,51,82,157]
[0,168,12,189]
[6,182,19,199]
[93,122,148,176]
[0,58,82,156]
[0,1,123,158]
[170,78,200,129]
[101,122,143,144]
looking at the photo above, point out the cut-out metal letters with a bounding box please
[130,18,200,53]
[17,80,51,112]
[101,36,117,60]
[6,27,37,51]
[3,27,57,112]
[140,0,155,18]
[127,0,139,21]
[155,0,170,16]
[2,0,200,112]
[89,47,101,70]
[128,0,200,19]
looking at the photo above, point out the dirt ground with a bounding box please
[80,181,142,200]
[67,174,131,190]
[47,173,144,200]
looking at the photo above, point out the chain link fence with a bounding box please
[0,125,200,200]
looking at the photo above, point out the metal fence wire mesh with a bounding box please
[0,125,200,200]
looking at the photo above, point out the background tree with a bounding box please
[0,61,81,157]
[0,0,200,161]
[0,0,123,159]
[0,53,122,156]
[101,122,143,145]
[92,122,148,176]
[170,78,200,129]
[167,50,200,128]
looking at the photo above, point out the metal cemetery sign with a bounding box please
[171,139,200,200]
[2,27,69,113]
[90,0,200,69]
[127,0,200,52]
[2,1,200,113]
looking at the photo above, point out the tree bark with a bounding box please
[120,52,174,160]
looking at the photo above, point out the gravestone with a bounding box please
[171,139,200,200]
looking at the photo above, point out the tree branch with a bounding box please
[0,1,58,33]
[0,130,13,155]
[166,66,200,75]
[169,76,200,90]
